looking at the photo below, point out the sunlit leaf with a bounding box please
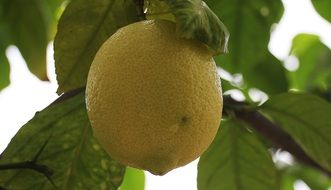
[198,119,279,190]
[288,34,331,91]
[0,91,125,189]
[312,0,331,23]
[280,171,295,190]
[54,0,140,93]
[43,0,66,39]
[2,0,49,81]
[120,167,145,190]
[262,92,331,172]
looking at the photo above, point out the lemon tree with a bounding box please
[1,0,331,189]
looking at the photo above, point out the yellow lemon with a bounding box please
[86,19,222,175]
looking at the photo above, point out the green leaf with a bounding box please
[221,78,237,92]
[261,92,331,172]
[198,119,279,190]
[244,53,288,94]
[144,0,176,21]
[120,167,145,190]
[0,91,125,189]
[288,34,331,91]
[42,0,66,39]
[280,171,295,190]
[0,21,11,91]
[312,0,331,22]
[2,0,49,81]
[54,0,140,93]
[204,0,283,73]
[0,49,10,91]
[285,165,331,190]
[145,0,229,54]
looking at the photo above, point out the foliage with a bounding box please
[120,167,145,190]
[0,91,125,189]
[287,34,331,91]
[1,0,331,189]
[0,49,10,90]
[312,0,331,23]
[0,0,63,84]
[205,0,283,75]
[198,119,279,190]
[54,0,140,93]
[145,0,229,54]
[281,165,331,190]
[262,92,331,171]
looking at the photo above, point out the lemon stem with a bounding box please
[133,0,146,20]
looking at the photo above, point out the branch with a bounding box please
[223,96,331,176]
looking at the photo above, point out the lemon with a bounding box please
[86,19,223,175]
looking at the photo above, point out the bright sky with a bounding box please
[1,0,331,189]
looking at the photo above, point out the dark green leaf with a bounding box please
[145,0,229,54]
[205,0,283,74]
[312,0,331,22]
[0,21,11,91]
[0,49,10,91]
[54,0,140,93]
[244,53,288,94]
[120,167,145,190]
[198,119,279,190]
[261,92,331,172]
[288,34,331,91]
[0,91,125,189]
[221,78,237,92]
[205,0,285,95]
[2,0,49,81]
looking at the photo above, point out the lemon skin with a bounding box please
[86,19,223,175]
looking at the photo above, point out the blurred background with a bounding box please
[1,0,331,189]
